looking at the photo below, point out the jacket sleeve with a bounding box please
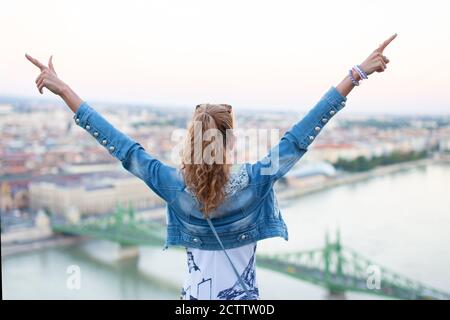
[73,102,181,202]
[247,86,347,196]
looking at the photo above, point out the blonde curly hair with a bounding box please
[181,103,234,217]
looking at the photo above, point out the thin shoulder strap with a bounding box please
[206,217,251,299]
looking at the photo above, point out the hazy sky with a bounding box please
[1,0,449,114]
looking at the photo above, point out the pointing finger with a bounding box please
[25,53,46,71]
[376,33,397,53]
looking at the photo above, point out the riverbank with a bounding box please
[1,235,89,257]
[277,156,449,201]
[3,163,450,299]
[2,155,448,257]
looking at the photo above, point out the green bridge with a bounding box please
[52,205,450,300]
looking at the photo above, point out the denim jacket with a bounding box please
[73,86,347,250]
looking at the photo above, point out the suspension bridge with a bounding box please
[52,205,450,300]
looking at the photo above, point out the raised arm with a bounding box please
[248,34,397,195]
[25,54,181,203]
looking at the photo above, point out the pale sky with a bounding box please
[1,0,449,114]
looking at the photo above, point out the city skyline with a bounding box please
[1,0,450,114]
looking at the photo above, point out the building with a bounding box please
[306,143,362,163]
[1,210,52,244]
[0,182,14,212]
[29,171,164,216]
[282,162,336,189]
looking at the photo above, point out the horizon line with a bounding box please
[1,93,449,117]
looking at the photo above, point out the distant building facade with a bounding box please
[29,171,164,216]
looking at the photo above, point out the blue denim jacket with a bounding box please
[73,86,347,250]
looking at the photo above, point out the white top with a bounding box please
[180,242,259,300]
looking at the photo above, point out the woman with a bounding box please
[25,33,396,300]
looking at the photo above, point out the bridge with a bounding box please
[52,205,450,300]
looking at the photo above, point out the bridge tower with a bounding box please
[324,229,346,299]
[115,203,140,260]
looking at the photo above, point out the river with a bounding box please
[2,164,450,299]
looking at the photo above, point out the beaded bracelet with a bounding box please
[348,69,360,86]
[354,65,368,80]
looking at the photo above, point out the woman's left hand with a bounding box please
[26,54,67,95]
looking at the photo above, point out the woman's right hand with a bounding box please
[359,33,397,76]
[26,53,83,112]
[25,53,67,95]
